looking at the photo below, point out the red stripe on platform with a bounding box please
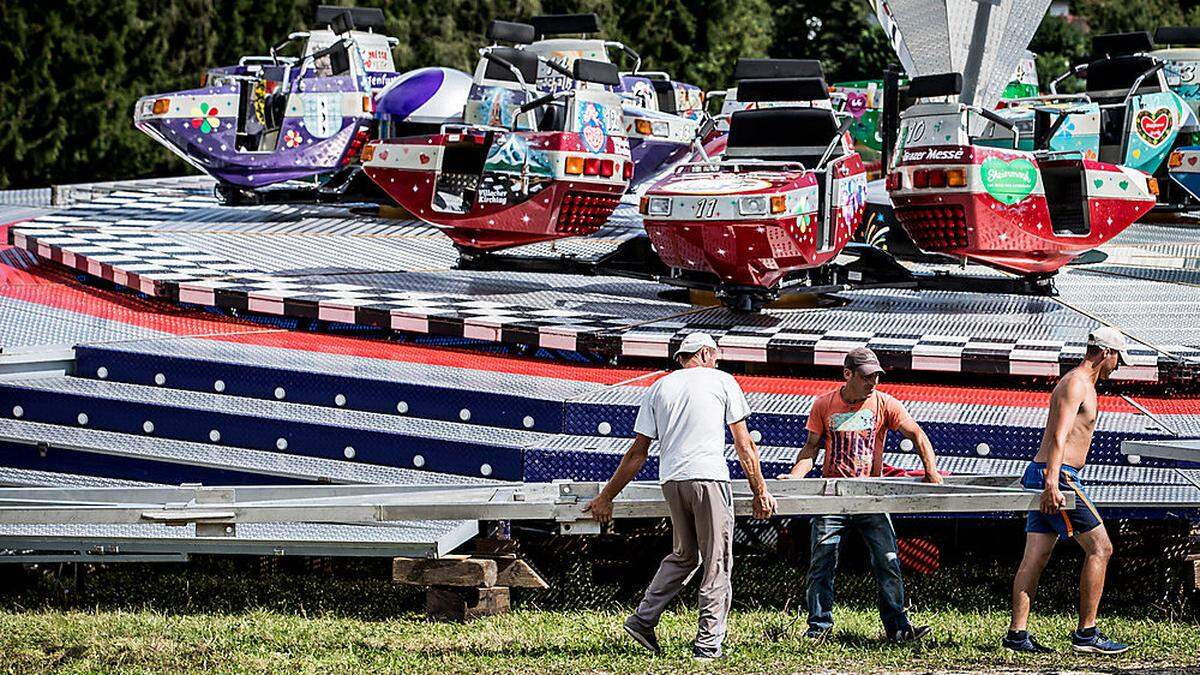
[0,221,48,287]
[1,235,1195,415]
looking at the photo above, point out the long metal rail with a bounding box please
[0,476,1063,536]
[1121,438,1200,464]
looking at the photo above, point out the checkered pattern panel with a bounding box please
[619,325,1171,382]
[8,191,641,353]
[9,178,1199,384]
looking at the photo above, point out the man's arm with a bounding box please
[731,420,777,519]
[1040,377,1085,513]
[582,434,651,523]
[779,431,822,479]
[896,418,943,484]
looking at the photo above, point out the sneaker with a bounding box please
[1002,630,1054,654]
[622,617,661,655]
[692,645,725,661]
[804,626,832,642]
[888,624,932,642]
[1070,627,1130,655]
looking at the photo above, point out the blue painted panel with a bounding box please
[75,346,566,434]
[0,441,295,486]
[0,383,523,481]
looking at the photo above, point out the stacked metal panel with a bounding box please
[881,0,1052,108]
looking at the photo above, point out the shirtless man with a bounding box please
[1003,327,1131,655]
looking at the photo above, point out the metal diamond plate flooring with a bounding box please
[9,175,1200,383]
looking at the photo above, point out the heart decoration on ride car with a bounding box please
[980,157,1037,205]
[1135,108,1173,145]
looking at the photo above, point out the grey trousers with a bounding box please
[630,480,734,650]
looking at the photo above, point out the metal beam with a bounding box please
[0,346,74,381]
[0,478,1064,536]
[1121,438,1200,463]
[0,552,189,564]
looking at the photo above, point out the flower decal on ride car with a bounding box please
[284,129,304,148]
[190,103,220,133]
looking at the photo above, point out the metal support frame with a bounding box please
[960,0,1001,107]
[0,346,75,381]
[0,476,1063,537]
[1121,438,1200,463]
[0,552,189,564]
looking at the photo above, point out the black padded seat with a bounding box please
[1086,55,1159,102]
[733,58,824,81]
[483,47,540,85]
[651,80,677,114]
[725,108,839,165]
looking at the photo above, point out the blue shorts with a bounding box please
[1022,461,1103,540]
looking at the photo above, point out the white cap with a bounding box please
[1088,326,1131,366]
[674,332,719,359]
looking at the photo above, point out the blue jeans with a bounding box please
[806,513,911,634]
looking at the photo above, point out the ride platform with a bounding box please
[9,176,1200,385]
[1,176,1199,561]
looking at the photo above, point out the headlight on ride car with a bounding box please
[651,121,670,137]
[646,196,673,217]
[738,195,768,216]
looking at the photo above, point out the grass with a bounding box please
[0,521,1197,673]
[0,553,1197,674]
[0,605,1197,674]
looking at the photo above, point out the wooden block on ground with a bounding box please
[427,586,510,621]
[495,558,549,589]
[393,557,497,587]
[474,538,520,556]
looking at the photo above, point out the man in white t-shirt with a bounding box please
[584,332,777,661]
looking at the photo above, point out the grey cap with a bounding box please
[844,346,885,376]
[1088,326,1131,366]
[674,332,719,359]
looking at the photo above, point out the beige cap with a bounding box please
[674,332,719,359]
[1088,326,1131,366]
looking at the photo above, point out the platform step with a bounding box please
[74,338,597,435]
[0,465,151,488]
[67,337,1180,469]
[0,418,491,487]
[0,376,541,480]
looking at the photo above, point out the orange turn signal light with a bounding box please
[1169,152,1183,168]
[1147,177,1159,196]
[635,119,653,135]
[946,168,967,187]
[565,156,584,175]
[152,98,170,115]
[770,195,787,214]
[362,95,374,113]
[360,144,375,162]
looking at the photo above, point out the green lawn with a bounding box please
[1,605,1198,673]
[0,527,1197,674]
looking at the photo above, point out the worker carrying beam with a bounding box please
[584,332,777,661]
[780,346,943,643]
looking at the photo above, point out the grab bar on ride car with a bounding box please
[962,105,1021,148]
[605,41,642,76]
[1123,61,1168,107]
[814,117,855,172]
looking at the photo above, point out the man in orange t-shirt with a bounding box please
[780,347,942,642]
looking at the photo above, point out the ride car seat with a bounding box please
[1086,55,1159,103]
[724,108,840,168]
[651,80,677,115]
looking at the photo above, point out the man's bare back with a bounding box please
[1033,366,1098,469]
